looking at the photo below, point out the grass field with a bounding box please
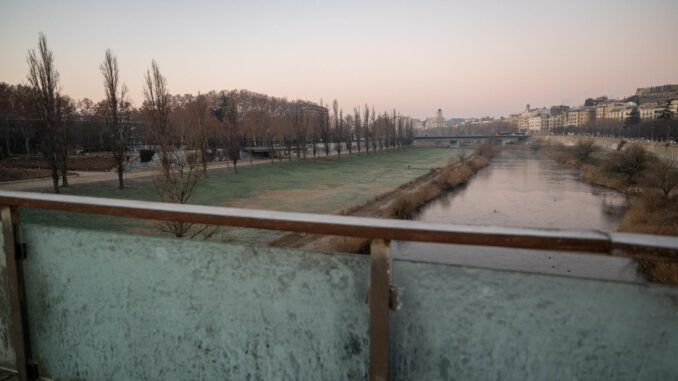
[22,147,466,240]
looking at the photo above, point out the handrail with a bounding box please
[1,190,677,261]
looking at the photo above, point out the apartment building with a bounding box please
[606,102,636,121]
[639,102,664,120]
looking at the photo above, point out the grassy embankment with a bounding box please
[537,139,678,284]
[292,144,496,253]
[21,147,471,243]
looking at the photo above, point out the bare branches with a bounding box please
[26,33,65,193]
[101,49,130,188]
[142,61,205,237]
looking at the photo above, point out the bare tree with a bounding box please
[363,104,370,155]
[332,99,342,159]
[143,60,203,237]
[370,106,377,153]
[100,49,130,188]
[294,102,304,164]
[573,138,598,162]
[354,106,361,155]
[213,91,242,172]
[644,156,678,198]
[188,93,212,176]
[345,112,353,156]
[320,99,331,158]
[58,96,75,187]
[26,33,66,193]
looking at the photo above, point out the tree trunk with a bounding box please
[51,156,60,194]
[117,159,124,189]
[4,127,10,156]
[296,143,301,165]
[61,158,68,187]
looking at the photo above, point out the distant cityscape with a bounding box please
[415,84,678,133]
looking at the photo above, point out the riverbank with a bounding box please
[273,145,495,253]
[537,140,678,284]
[19,147,469,239]
[538,135,678,158]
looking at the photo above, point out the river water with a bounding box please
[393,148,642,282]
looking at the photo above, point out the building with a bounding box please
[564,107,594,127]
[547,112,566,131]
[519,104,532,132]
[595,102,610,120]
[425,109,446,129]
[410,119,424,130]
[639,102,664,120]
[527,108,549,133]
[607,102,636,121]
[579,107,596,126]
[566,109,578,127]
[508,113,520,128]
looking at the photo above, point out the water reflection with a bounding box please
[414,148,626,231]
[395,149,641,282]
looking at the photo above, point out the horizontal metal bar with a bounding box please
[1,190,677,260]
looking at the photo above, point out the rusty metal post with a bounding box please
[369,239,390,381]
[1,206,36,381]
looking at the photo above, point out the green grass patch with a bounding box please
[22,147,467,238]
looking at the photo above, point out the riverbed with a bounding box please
[393,148,642,282]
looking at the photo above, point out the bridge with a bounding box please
[413,134,531,147]
[0,190,677,380]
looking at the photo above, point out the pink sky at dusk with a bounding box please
[1,0,677,120]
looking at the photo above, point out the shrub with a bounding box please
[475,142,495,158]
[467,156,489,171]
[573,139,598,162]
[140,149,155,163]
[529,141,542,152]
[602,144,654,183]
[642,157,678,198]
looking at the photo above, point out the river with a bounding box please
[393,148,642,282]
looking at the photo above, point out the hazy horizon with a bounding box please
[2,0,677,120]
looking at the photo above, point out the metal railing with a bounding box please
[1,190,677,381]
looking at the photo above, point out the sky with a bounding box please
[1,0,677,120]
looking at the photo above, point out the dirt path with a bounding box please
[0,150,352,191]
[0,158,272,191]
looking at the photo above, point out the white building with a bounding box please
[639,102,664,120]
[425,109,447,129]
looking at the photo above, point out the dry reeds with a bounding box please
[387,155,489,220]
[580,164,624,190]
[540,143,580,167]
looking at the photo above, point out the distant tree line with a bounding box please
[0,33,415,195]
[551,115,678,141]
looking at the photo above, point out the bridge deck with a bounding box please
[414,135,530,140]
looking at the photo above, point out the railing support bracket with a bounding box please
[1,206,38,381]
[369,239,391,381]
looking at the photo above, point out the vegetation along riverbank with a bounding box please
[274,143,497,253]
[537,138,678,284]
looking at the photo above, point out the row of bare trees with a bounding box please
[551,117,678,141]
[163,91,415,172]
[6,34,415,235]
[3,34,416,194]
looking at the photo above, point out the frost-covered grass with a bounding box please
[22,147,467,237]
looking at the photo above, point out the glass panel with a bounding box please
[390,257,678,380]
[14,224,370,380]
